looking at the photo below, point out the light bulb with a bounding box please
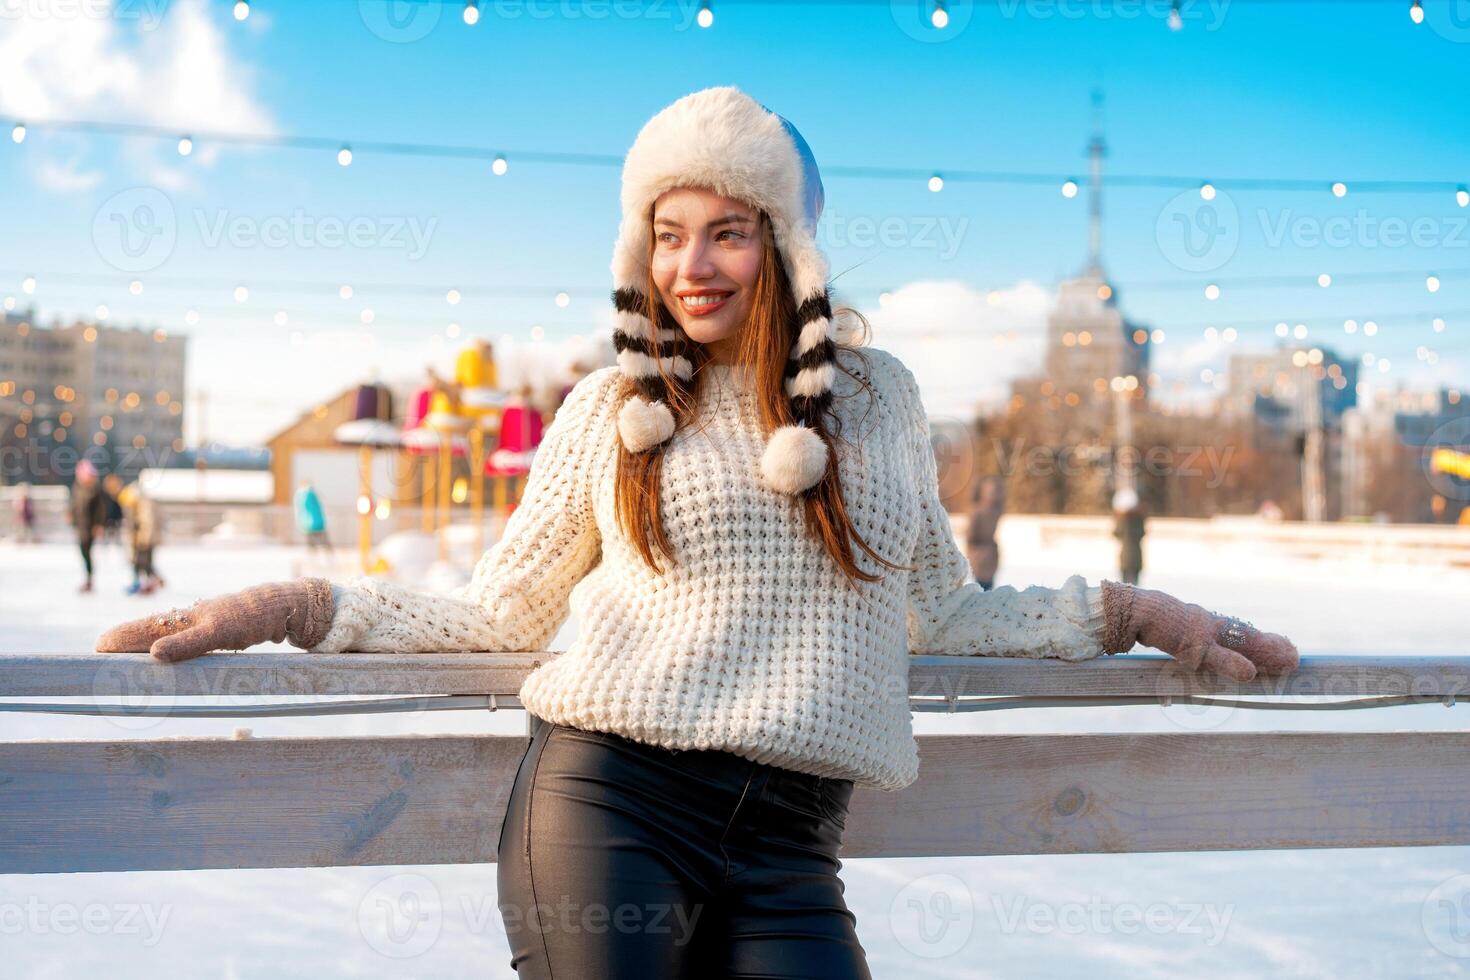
[233,0,249,21]
[463,2,479,25]
[1317,273,1331,288]
[492,154,508,176]
[1204,283,1220,300]
[1410,1,1424,24]
[177,136,193,157]
[1427,274,1441,293]
[1200,182,1216,201]
[1061,179,1078,198]
[931,1,948,29]
[697,2,713,27]
[1168,1,1182,30]
[10,123,25,144]
[927,174,943,192]
[1331,181,1347,198]
[1458,187,1469,208]
[337,146,353,167]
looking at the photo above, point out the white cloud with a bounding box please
[34,158,104,192]
[858,278,1054,421]
[1152,333,1225,376]
[0,0,274,189]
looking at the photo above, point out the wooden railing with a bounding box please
[3,652,1469,874]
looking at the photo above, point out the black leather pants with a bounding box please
[496,713,872,979]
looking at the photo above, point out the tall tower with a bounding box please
[1040,89,1149,405]
[1087,88,1106,279]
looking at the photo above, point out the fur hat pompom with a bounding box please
[759,423,829,495]
[618,396,676,453]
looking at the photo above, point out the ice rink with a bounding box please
[4,532,1469,979]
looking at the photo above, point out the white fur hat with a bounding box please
[609,86,836,496]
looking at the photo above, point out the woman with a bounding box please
[70,458,109,593]
[95,87,1298,978]
[12,481,35,543]
[966,474,1006,590]
[1112,486,1146,585]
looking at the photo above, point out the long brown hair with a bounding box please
[613,210,915,591]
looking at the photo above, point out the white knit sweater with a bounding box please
[314,346,1109,791]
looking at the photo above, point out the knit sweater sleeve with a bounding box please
[892,356,1109,661]
[308,369,613,654]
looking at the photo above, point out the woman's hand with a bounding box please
[94,577,336,663]
[1099,580,1299,682]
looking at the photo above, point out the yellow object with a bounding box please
[1431,448,1470,480]
[455,342,498,389]
[117,482,139,509]
[368,555,391,574]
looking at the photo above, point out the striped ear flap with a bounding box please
[612,287,688,453]
[760,288,836,496]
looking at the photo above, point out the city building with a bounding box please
[0,309,187,483]
[1039,273,1153,411]
[1222,345,1358,431]
[1218,343,1358,521]
[1342,384,1469,521]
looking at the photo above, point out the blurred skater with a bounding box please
[69,459,109,593]
[294,481,334,555]
[119,482,165,595]
[1112,487,1146,586]
[966,475,1005,591]
[12,481,36,543]
[101,472,125,546]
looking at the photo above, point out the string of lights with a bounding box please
[3,113,1466,200]
[246,0,1452,36]
[2,266,1464,309]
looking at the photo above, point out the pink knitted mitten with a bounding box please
[95,577,336,663]
[1099,580,1299,682]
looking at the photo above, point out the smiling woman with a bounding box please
[93,85,1299,980]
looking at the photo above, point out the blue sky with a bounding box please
[1,0,1467,444]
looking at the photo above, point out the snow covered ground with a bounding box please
[3,532,1470,979]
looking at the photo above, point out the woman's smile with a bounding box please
[677,289,734,316]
